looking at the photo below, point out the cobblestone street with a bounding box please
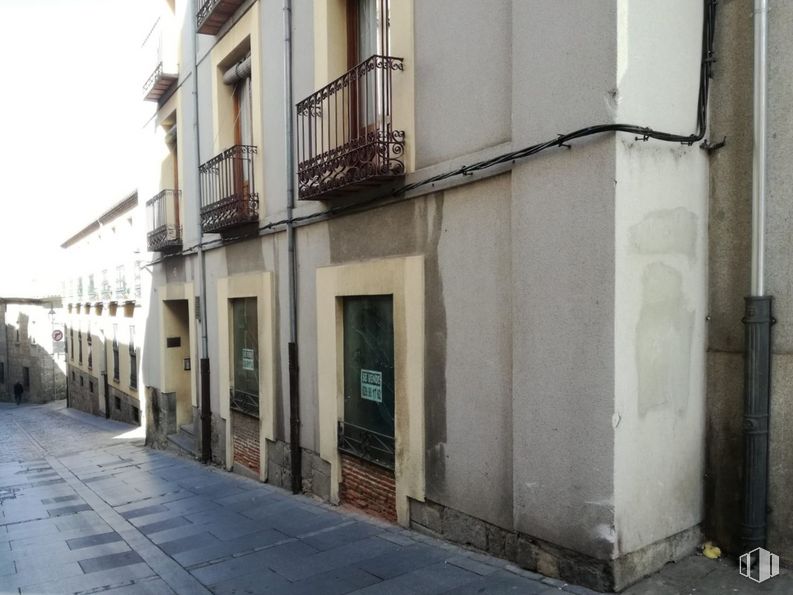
[0,401,791,595]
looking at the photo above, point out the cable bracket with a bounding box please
[700,136,726,153]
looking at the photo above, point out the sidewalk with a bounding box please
[0,401,592,594]
[2,401,790,594]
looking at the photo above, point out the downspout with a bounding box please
[3,305,11,402]
[742,0,773,551]
[102,329,109,418]
[283,0,302,494]
[193,0,212,464]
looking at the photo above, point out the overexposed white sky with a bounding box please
[0,0,155,297]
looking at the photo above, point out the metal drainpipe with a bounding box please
[102,330,109,418]
[193,0,212,464]
[742,0,773,552]
[283,0,302,494]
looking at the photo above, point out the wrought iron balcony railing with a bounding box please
[101,270,112,301]
[87,275,97,301]
[115,266,129,301]
[297,55,405,200]
[143,62,178,102]
[146,190,182,253]
[196,0,245,35]
[199,145,259,233]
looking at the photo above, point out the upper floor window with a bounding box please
[129,325,137,389]
[348,0,390,67]
[296,0,403,200]
[112,324,120,382]
[87,324,93,370]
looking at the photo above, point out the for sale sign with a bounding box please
[360,369,382,403]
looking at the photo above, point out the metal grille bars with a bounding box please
[230,388,259,418]
[337,420,395,470]
[199,145,259,233]
[296,55,405,200]
[146,190,182,252]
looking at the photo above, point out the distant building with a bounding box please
[60,192,149,425]
[0,297,66,404]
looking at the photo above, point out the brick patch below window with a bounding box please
[232,410,260,474]
[340,452,397,523]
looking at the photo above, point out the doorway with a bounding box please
[163,299,192,427]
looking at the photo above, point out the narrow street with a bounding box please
[0,401,588,594]
[1,401,790,595]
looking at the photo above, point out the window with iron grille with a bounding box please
[338,295,395,469]
[129,325,137,389]
[230,297,259,418]
[70,327,74,360]
[112,324,120,382]
[0,361,4,384]
[78,330,83,364]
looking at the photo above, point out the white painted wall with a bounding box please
[613,0,708,555]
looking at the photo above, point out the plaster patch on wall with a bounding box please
[636,263,694,416]
[629,208,697,261]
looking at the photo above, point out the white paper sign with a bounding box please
[241,348,255,371]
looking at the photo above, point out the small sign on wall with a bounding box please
[360,369,383,403]
[241,348,255,371]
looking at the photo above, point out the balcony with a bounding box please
[146,190,182,253]
[142,18,178,102]
[196,0,246,35]
[199,145,259,233]
[115,266,129,301]
[87,275,98,302]
[101,270,112,301]
[143,63,178,102]
[296,55,405,201]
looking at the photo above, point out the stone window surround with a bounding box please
[216,272,275,482]
[316,255,425,525]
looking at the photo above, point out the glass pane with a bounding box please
[237,76,253,148]
[343,295,394,438]
[357,0,378,61]
[232,297,259,398]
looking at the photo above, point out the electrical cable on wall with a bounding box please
[146,0,718,267]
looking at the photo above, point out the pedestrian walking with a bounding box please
[13,381,23,406]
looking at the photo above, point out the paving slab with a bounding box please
[4,401,738,595]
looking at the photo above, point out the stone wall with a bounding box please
[409,499,699,593]
[1,303,66,404]
[266,439,330,500]
[107,385,141,425]
[67,365,100,415]
[146,387,177,449]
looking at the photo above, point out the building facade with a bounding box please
[61,192,148,426]
[0,298,66,404]
[129,0,789,591]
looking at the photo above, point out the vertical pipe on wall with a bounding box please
[742,0,772,551]
[284,0,302,493]
[193,0,212,464]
